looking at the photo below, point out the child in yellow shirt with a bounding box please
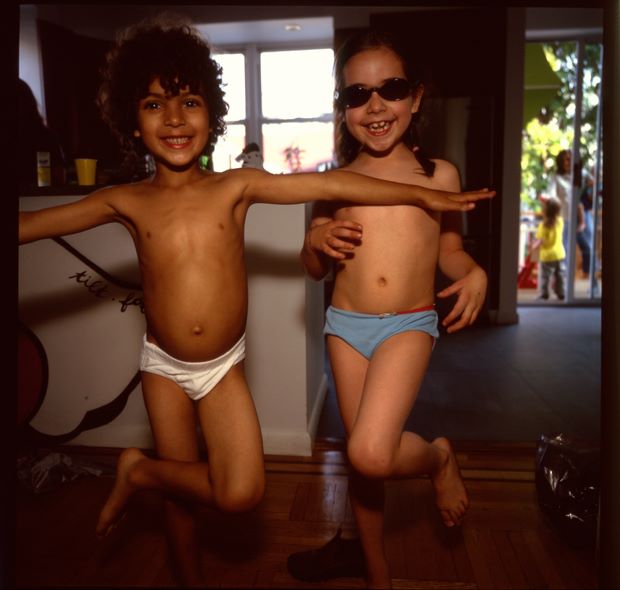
[533,196,566,301]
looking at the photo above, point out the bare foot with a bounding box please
[96,447,146,538]
[430,437,469,527]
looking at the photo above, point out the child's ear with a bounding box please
[133,130,141,138]
[411,84,424,114]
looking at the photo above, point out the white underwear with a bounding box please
[139,334,246,401]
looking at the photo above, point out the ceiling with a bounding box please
[197,16,333,48]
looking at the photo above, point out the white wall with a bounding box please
[244,202,321,455]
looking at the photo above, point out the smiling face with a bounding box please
[342,47,421,158]
[135,77,211,170]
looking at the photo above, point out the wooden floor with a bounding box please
[14,441,598,589]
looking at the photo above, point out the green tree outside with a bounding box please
[521,41,602,213]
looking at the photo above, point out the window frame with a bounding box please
[213,40,335,171]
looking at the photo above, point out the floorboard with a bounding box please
[13,442,598,589]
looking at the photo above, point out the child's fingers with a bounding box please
[329,223,362,241]
[442,304,462,326]
[445,314,469,333]
[329,237,354,250]
[333,220,363,231]
[458,189,496,201]
[325,248,346,259]
[437,283,461,298]
[447,302,480,333]
[331,228,362,241]
[322,236,354,258]
[447,196,477,210]
[323,244,347,259]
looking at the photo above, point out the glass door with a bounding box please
[518,39,603,304]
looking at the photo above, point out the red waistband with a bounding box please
[379,304,435,317]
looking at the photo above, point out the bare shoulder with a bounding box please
[88,182,143,209]
[85,181,137,202]
[219,167,270,185]
[79,181,153,217]
[215,167,272,197]
[429,159,461,192]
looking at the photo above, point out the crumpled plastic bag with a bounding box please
[535,433,599,547]
[17,449,104,494]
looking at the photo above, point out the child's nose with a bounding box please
[165,104,185,126]
[366,90,386,112]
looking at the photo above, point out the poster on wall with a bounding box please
[19,196,147,447]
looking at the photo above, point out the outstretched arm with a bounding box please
[19,188,120,244]
[238,168,494,212]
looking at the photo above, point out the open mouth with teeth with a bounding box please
[365,120,393,135]
[162,136,192,148]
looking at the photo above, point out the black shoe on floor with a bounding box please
[286,528,365,582]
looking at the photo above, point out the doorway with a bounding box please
[518,38,603,304]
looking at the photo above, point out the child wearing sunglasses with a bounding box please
[295,30,488,588]
[18,19,493,587]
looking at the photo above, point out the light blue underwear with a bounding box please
[324,305,439,360]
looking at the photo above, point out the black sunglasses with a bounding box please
[335,78,414,109]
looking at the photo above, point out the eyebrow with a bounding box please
[142,90,201,100]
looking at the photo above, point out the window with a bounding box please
[211,52,247,172]
[212,46,334,174]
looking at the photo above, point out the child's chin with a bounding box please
[363,143,399,158]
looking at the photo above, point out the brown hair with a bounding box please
[543,197,562,229]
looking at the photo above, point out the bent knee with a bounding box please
[347,436,396,479]
[213,477,265,513]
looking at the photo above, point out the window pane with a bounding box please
[261,49,334,119]
[213,52,246,122]
[262,121,334,174]
[212,123,246,172]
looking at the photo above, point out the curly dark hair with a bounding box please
[333,30,435,176]
[97,16,228,161]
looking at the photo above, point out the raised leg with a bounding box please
[96,362,265,586]
[328,330,469,588]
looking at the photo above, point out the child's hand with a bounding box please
[437,265,487,333]
[307,218,363,260]
[418,187,495,212]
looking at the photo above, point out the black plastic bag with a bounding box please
[535,433,600,547]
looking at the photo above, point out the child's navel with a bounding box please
[192,325,204,336]
[377,276,387,287]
